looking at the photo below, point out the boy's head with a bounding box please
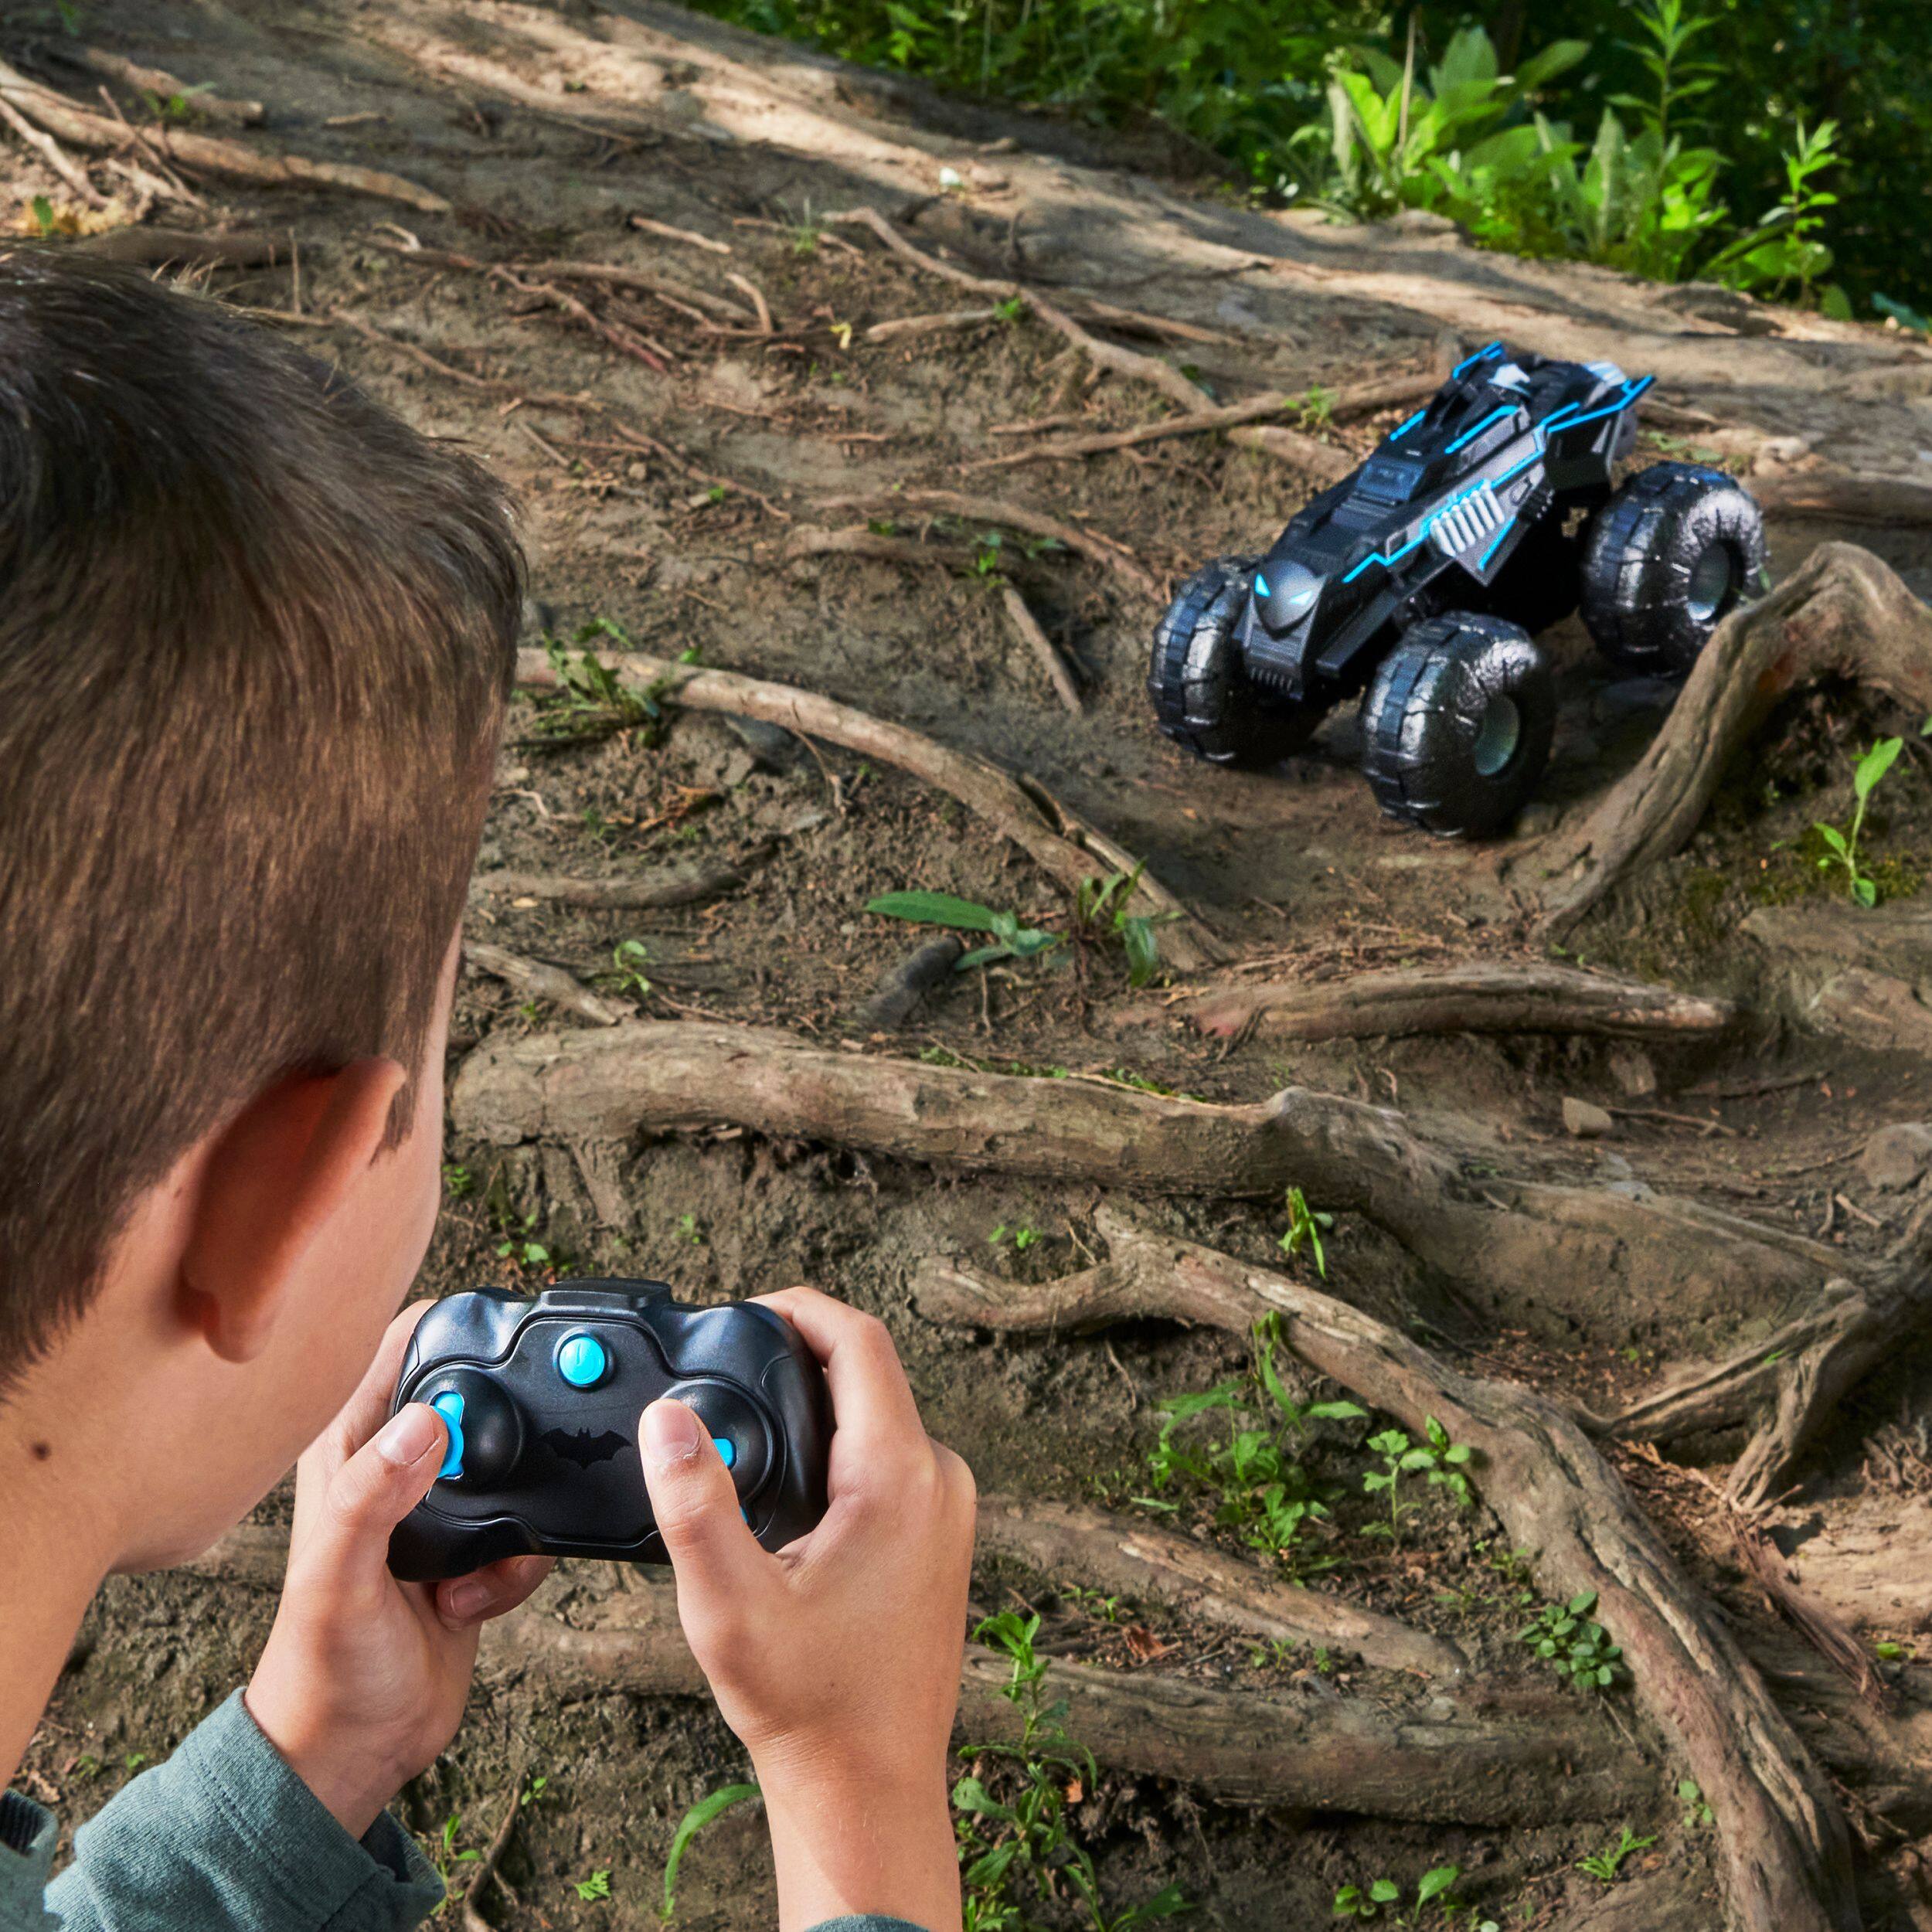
[0,248,523,1563]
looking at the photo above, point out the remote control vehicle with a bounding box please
[1148,341,1767,836]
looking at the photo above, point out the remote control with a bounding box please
[386,1279,832,1582]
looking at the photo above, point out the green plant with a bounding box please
[29,195,56,237]
[1075,863,1173,988]
[607,937,653,996]
[442,1162,474,1199]
[1576,1826,1656,1886]
[575,1867,614,1901]
[1813,736,1904,907]
[1361,1417,1471,1546]
[994,294,1026,322]
[1278,1185,1334,1277]
[530,626,698,745]
[991,1222,1042,1252]
[1706,116,1842,301]
[676,1212,706,1246]
[658,1783,760,1920]
[1332,1865,1467,1924]
[1520,1590,1624,1689]
[865,889,1061,971]
[955,1611,1189,1932]
[1141,1316,1364,1566]
[1612,0,1718,144]
[1066,1583,1125,1623]
[492,1207,560,1272]
[521,1773,550,1807]
[1678,1778,1714,1830]
[427,1812,481,1909]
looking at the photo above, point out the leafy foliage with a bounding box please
[1811,736,1905,908]
[864,889,1061,971]
[658,1784,761,1920]
[1519,1590,1625,1689]
[1278,1185,1334,1277]
[1332,1864,1489,1926]
[1360,1417,1472,1546]
[1576,1825,1657,1885]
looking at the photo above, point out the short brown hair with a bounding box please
[0,247,523,1384]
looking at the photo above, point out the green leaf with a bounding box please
[1417,1865,1461,1906]
[1854,736,1904,800]
[1813,821,1849,855]
[1369,1879,1401,1903]
[1566,1590,1599,1616]
[950,1776,1018,1822]
[864,890,1002,932]
[1305,1400,1369,1422]
[660,1784,760,1920]
[1855,876,1878,908]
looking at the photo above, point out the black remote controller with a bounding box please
[386,1279,832,1583]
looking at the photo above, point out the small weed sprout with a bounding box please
[1076,863,1175,988]
[1813,736,1903,907]
[1519,1590,1625,1689]
[658,1783,760,1922]
[442,1163,475,1199]
[1576,1825,1656,1885]
[1677,1778,1714,1830]
[427,1812,481,1903]
[1279,1185,1334,1277]
[865,889,1061,971]
[574,1867,614,1901]
[1332,1864,1471,1925]
[991,1222,1043,1252]
[1361,1417,1472,1546]
[676,1213,705,1246]
[531,624,699,746]
[607,938,653,997]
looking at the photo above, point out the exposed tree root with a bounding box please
[1518,546,1932,937]
[459,1764,528,1932]
[0,58,448,211]
[1179,961,1734,1045]
[864,307,1000,343]
[999,582,1083,713]
[1753,474,1932,527]
[512,647,1226,970]
[830,206,1208,411]
[855,934,964,1032]
[969,366,1449,473]
[781,526,982,572]
[1611,1200,1932,1510]
[1223,423,1358,478]
[915,1208,1858,1932]
[471,861,744,910]
[974,1495,1467,1679]
[462,941,629,1027]
[815,487,1159,597]
[62,46,264,126]
[451,1019,1834,1335]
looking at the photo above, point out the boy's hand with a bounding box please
[641,1288,974,1932]
[247,1303,552,1840]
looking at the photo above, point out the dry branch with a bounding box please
[512,646,1223,970]
[975,1495,1466,1679]
[865,307,998,342]
[472,861,743,910]
[815,487,1159,597]
[1520,546,1932,935]
[460,1765,527,1932]
[970,365,1447,473]
[462,941,629,1027]
[0,94,107,206]
[830,206,1206,411]
[0,59,447,211]
[999,581,1082,714]
[916,1208,1857,1932]
[65,48,265,124]
[1183,961,1734,1045]
[474,1580,1634,1823]
[782,526,982,572]
[1224,423,1358,478]
[1753,474,1932,527]
[451,1019,1832,1332]
[78,226,279,267]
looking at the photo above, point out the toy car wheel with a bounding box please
[1148,555,1327,767]
[1359,613,1556,838]
[1579,461,1766,675]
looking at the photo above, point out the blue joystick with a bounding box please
[556,1332,608,1389]
[713,1436,736,1468]
[430,1390,466,1480]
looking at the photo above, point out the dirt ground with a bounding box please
[12,2,1932,1928]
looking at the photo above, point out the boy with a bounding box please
[0,247,975,1932]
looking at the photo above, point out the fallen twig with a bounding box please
[462,940,629,1027]
[1000,582,1081,714]
[0,94,108,207]
[512,648,1223,968]
[471,860,745,910]
[460,1764,528,1932]
[865,307,998,343]
[1753,473,1932,527]
[628,213,732,255]
[62,47,264,124]
[915,1207,1857,1932]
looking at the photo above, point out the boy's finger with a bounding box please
[640,1398,766,1604]
[751,1288,924,1472]
[295,1403,448,1597]
[435,1554,553,1629]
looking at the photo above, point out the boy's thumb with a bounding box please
[303,1403,448,1588]
[640,1397,763,1598]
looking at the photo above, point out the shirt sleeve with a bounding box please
[40,1692,442,1932]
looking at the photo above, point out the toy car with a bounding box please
[1148,340,1767,837]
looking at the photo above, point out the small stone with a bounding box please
[1858,1122,1932,1192]
[1563,1097,1614,1139]
[1607,1046,1658,1099]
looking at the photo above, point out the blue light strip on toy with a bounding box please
[1450,340,1504,379]
[1341,374,1652,585]
[1443,403,1519,455]
[1386,407,1427,443]
[1476,523,1515,570]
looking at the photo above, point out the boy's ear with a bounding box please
[179,1058,409,1363]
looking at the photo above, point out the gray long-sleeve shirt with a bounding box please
[1,1695,920,1932]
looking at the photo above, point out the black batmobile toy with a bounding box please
[1148,340,1766,837]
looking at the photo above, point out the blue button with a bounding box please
[712,1436,736,1469]
[556,1333,608,1388]
[430,1392,466,1481]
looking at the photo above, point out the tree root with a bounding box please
[459,1764,528,1932]
[781,526,985,572]
[462,941,629,1027]
[0,58,448,211]
[1518,546,1932,937]
[1611,1200,1932,1509]
[1179,960,1734,1045]
[830,206,1207,412]
[512,647,1226,971]
[999,583,1083,714]
[451,1019,1834,1335]
[815,487,1159,597]
[914,1207,1858,1932]
[1753,474,1932,528]
[1223,423,1357,478]
[471,861,745,910]
[974,1495,1467,1679]
[969,365,1451,474]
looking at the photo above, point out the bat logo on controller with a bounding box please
[540,1426,631,1469]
